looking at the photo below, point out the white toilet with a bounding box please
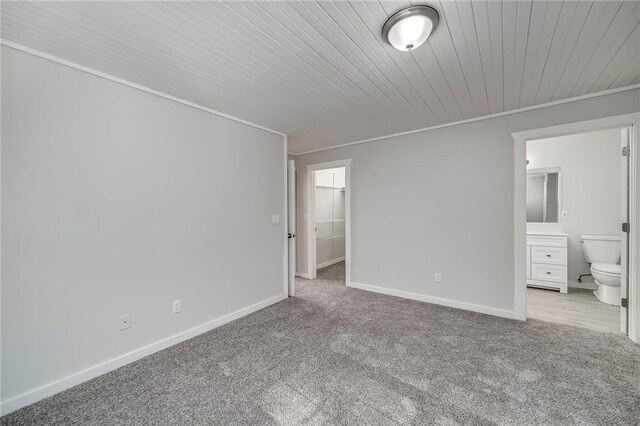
[580,235,621,306]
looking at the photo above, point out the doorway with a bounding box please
[306,159,351,284]
[512,113,639,342]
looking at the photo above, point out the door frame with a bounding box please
[512,112,640,343]
[287,159,296,296]
[283,137,290,298]
[306,159,351,284]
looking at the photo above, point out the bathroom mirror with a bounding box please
[526,167,561,223]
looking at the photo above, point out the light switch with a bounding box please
[272,214,280,225]
[561,210,568,219]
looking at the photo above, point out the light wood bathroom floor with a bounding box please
[527,287,621,333]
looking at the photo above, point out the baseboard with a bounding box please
[317,257,345,270]
[295,272,312,279]
[348,282,516,320]
[0,294,286,416]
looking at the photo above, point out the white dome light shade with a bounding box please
[382,6,439,52]
[386,15,433,51]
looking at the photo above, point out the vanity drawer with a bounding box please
[531,263,567,283]
[526,236,567,247]
[531,246,567,265]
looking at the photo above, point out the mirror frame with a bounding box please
[526,167,562,223]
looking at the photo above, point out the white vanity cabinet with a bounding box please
[526,232,568,293]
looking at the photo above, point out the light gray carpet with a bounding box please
[316,261,345,282]
[2,261,638,425]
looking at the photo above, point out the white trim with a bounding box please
[621,127,631,334]
[348,282,516,320]
[287,157,296,297]
[283,135,289,298]
[1,40,286,138]
[627,121,638,342]
[295,272,312,280]
[316,256,345,270]
[0,36,3,411]
[292,84,640,155]
[512,113,640,342]
[0,294,286,415]
[306,159,352,285]
[307,168,316,280]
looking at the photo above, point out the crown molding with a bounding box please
[1,40,287,138]
[3,39,637,156]
[292,83,640,156]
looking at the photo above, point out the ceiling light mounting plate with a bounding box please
[382,5,439,52]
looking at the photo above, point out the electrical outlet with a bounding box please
[272,214,280,225]
[120,314,131,331]
[434,273,442,283]
[172,299,182,314]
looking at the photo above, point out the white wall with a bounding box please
[295,87,640,316]
[1,47,285,405]
[527,128,622,289]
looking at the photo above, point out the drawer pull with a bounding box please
[546,271,551,274]
[546,254,551,257]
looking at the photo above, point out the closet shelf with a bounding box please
[316,235,345,242]
[315,185,346,190]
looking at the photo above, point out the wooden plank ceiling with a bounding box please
[2,1,639,153]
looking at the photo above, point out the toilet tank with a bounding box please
[580,235,621,264]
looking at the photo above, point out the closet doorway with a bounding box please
[306,160,351,283]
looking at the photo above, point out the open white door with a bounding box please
[287,160,296,296]
[621,128,630,333]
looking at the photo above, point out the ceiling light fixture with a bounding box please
[382,5,439,52]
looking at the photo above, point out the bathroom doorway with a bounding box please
[512,113,640,342]
[306,160,351,285]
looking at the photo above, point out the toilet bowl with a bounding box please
[580,235,621,306]
[590,263,621,306]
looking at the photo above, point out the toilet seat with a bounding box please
[591,263,621,277]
